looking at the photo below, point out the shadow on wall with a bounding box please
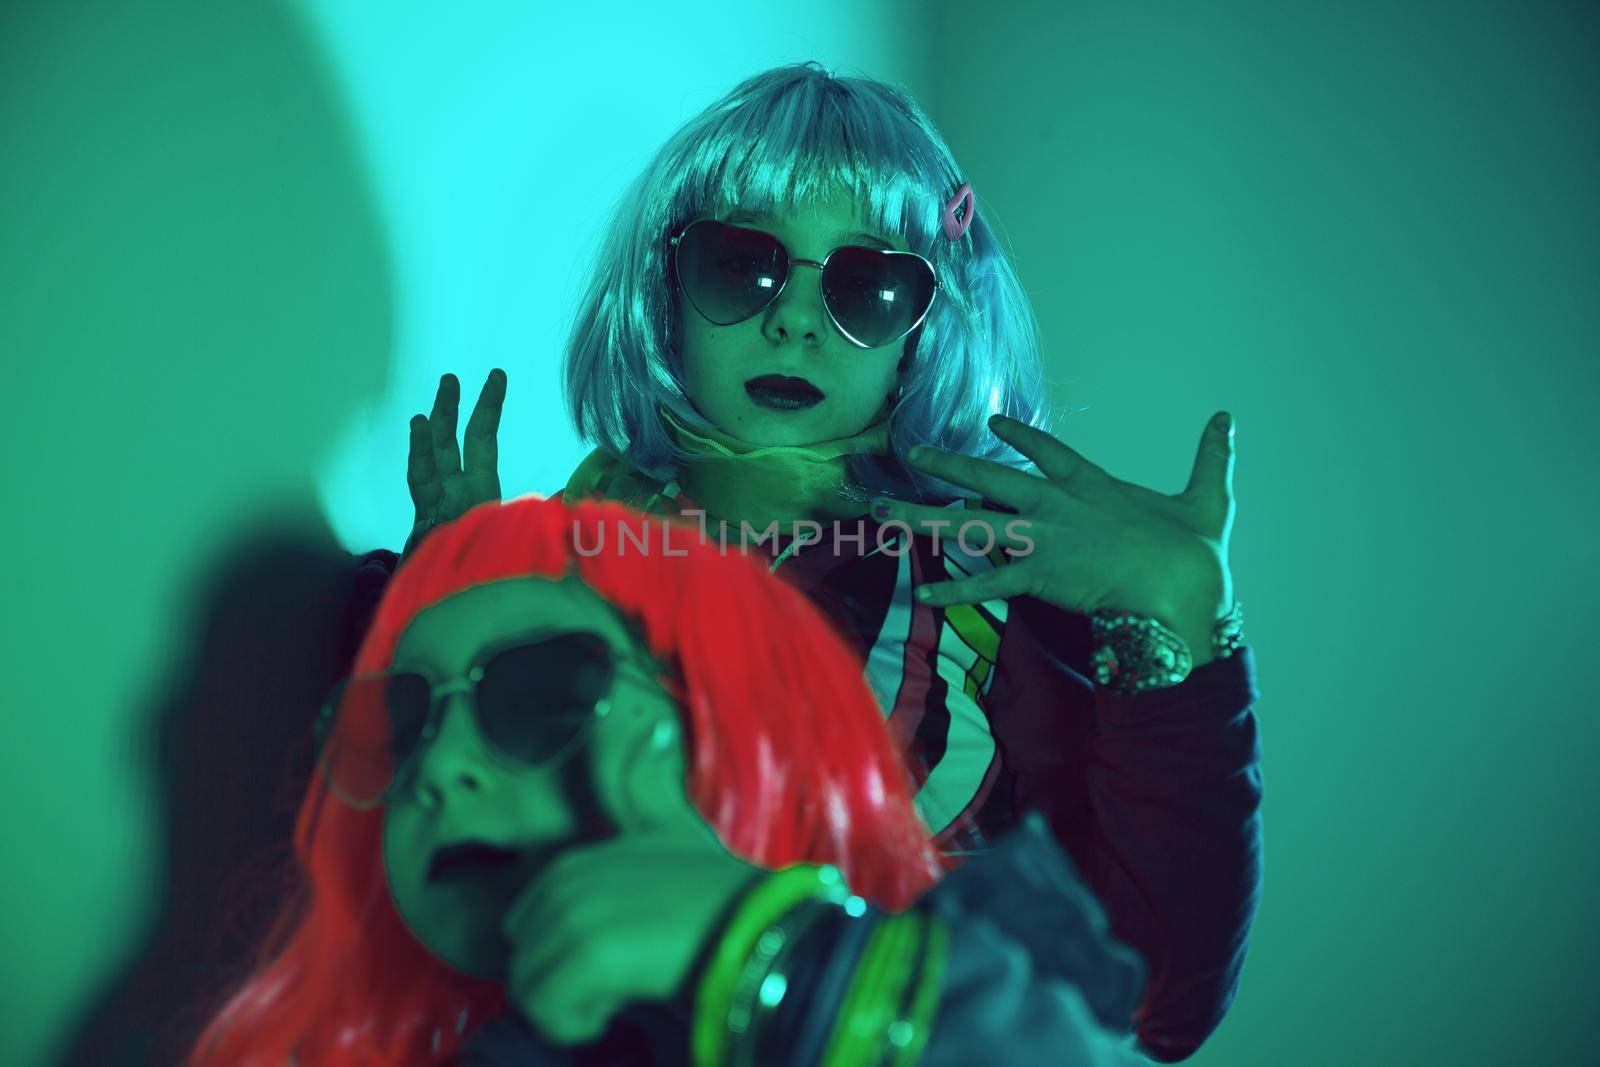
[64,535,390,1067]
[0,2,391,1065]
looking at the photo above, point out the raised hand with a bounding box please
[874,412,1237,665]
[404,370,506,556]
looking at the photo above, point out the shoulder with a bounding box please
[563,447,642,500]
[564,447,628,497]
[563,447,688,515]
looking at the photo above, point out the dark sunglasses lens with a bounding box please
[476,633,615,764]
[822,248,936,348]
[320,672,431,808]
[676,221,786,326]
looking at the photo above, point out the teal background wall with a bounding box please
[2,4,920,1066]
[3,2,1594,1065]
[2,5,392,1065]
[910,3,1598,1065]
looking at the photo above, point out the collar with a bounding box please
[661,406,892,526]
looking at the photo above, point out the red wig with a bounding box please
[186,496,944,1067]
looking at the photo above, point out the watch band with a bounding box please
[1090,602,1245,695]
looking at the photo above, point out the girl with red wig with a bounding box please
[187,497,1149,1066]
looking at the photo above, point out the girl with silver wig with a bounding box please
[392,61,1263,1063]
[562,62,1044,503]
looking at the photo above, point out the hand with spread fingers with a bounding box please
[404,370,507,557]
[875,412,1237,667]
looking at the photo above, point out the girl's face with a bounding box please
[381,575,697,977]
[677,186,909,447]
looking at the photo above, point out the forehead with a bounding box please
[717,186,899,248]
[393,575,643,674]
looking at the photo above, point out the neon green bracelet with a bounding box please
[819,910,923,1067]
[889,914,950,1067]
[693,864,846,1067]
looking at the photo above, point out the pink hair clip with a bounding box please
[942,181,975,240]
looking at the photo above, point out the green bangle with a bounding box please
[725,895,833,1063]
[693,865,847,1067]
[888,914,949,1067]
[819,911,923,1067]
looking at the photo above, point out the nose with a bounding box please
[761,260,826,349]
[407,694,492,809]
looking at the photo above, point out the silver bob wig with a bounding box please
[562,61,1046,502]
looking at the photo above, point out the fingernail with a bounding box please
[871,500,892,520]
[1217,412,1235,438]
[916,586,933,603]
[908,445,928,463]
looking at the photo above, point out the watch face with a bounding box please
[1089,609,1194,694]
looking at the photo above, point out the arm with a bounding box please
[344,548,399,667]
[732,816,1154,1066]
[918,811,1152,1067]
[1002,595,1263,1062]
[350,483,574,660]
[922,917,1154,1067]
[881,412,1258,1062]
[1085,651,1261,1061]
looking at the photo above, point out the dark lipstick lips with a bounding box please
[745,374,824,411]
[427,840,522,883]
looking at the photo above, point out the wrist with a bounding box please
[1163,612,1218,670]
[1090,602,1245,694]
[402,517,440,561]
[1145,542,1231,663]
[692,866,849,1067]
[1090,609,1193,694]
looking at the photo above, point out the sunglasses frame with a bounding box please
[670,218,942,350]
[315,628,669,808]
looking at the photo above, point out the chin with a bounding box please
[737,422,827,446]
[705,402,801,440]
[412,888,513,979]
[729,401,877,448]
[742,421,842,448]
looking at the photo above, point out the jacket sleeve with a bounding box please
[344,548,399,664]
[918,812,1152,1067]
[991,595,1263,1062]
[922,918,1155,1067]
[765,813,1153,1067]
[343,484,569,658]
